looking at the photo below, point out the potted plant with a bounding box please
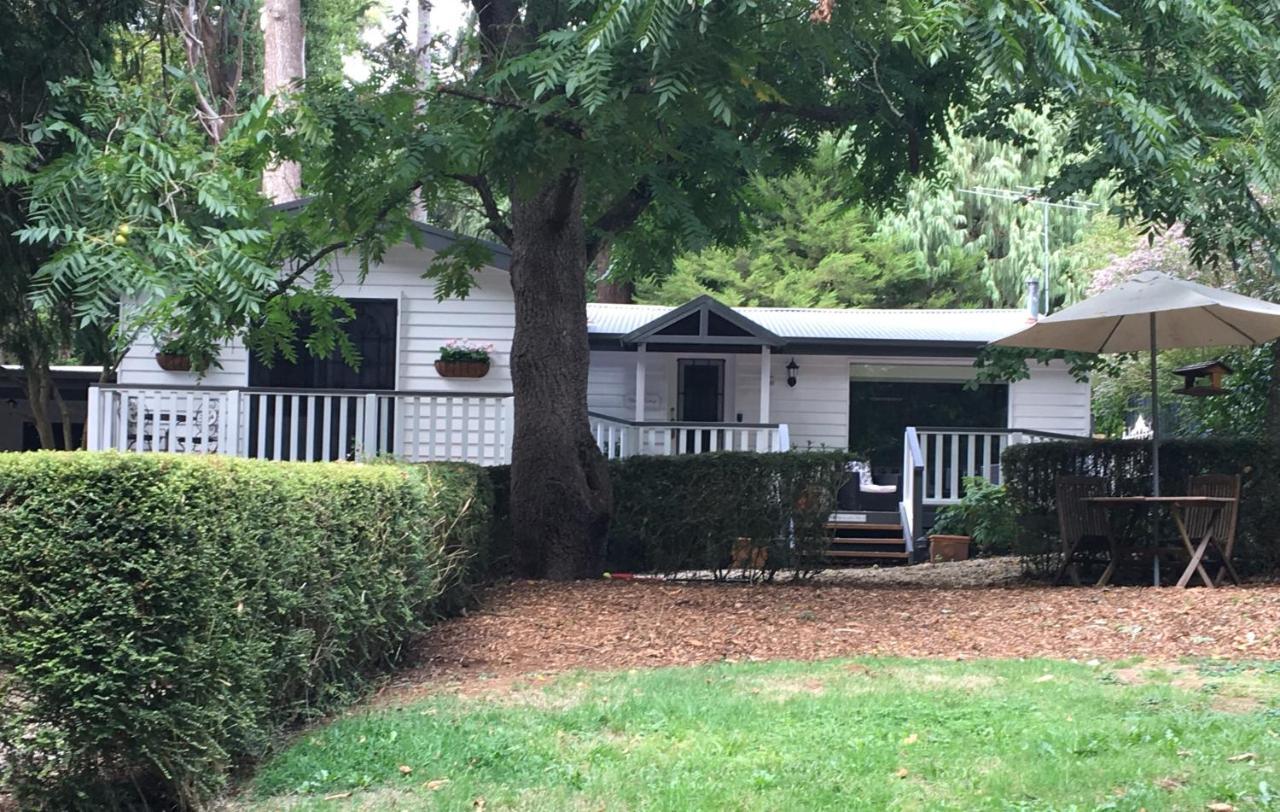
[927,477,1017,562]
[435,340,493,378]
[927,507,972,562]
[154,335,218,374]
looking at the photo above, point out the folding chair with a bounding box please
[1181,474,1243,587]
[1053,476,1114,586]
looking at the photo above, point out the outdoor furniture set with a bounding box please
[1054,474,1242,588]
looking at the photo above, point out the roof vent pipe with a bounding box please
[1026,278,1042,319]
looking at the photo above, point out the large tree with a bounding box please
[15,0,1280,578]
[0,1,145,447]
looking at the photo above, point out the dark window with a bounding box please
[250,299,398,390]
[678,359,725,422]
[246,299,398,461]
[850,380,1008,471]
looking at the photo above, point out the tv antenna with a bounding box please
[961,186,1098,315]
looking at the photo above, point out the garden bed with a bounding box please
[380,578,1280,702]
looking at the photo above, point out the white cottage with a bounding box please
[89,223,1090,545]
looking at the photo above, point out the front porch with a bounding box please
[86,384,514,464]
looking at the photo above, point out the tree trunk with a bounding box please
[507,172,612,580]
[592,242,633,303]
[22,363,55,450]
[409,0,433,221]
[261,0,304,202]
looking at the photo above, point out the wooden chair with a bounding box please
[1053,476,1114,585]
[1181,474,1243,586]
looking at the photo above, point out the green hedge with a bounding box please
[488,452,852,578]
[609,451,851,578]
[1002,439,1280,577]
[0,452,491,809]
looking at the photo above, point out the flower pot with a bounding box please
[155,352,193,372]
[435,359,490,378]
[928,534,971,563]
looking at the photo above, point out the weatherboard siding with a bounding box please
[117,243,515,393]
[1008,363,1092,436]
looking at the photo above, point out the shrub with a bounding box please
[0,452,491,809]
[1002,438,1280,577]
[607,451,852,579]
[930,477,1017,556]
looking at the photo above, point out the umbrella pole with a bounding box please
[1150,312,1161,585]
[1150,312,1160,498]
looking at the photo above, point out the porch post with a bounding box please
[758,346,771,423]
[86,385,101,451]
[634,343,647,422]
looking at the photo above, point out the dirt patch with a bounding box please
[745,676,828,702]
[1211,693,1264,714]
[379,580,1280,702]
[1111,663,1206,691]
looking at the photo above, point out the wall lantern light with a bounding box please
[785,358,799,388]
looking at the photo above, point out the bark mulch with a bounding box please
[380,570,1280,703]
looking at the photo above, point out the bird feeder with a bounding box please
[1172,359,1233,397]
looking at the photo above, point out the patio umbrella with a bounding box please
[993,271,1280,496]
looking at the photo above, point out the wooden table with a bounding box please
[1084,496,1241,588]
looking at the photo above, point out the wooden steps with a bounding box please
[823,510,910,566]
[827,549,910,560]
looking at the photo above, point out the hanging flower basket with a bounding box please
[155,352,193,372]
[436,340,494,378]
[434,359,490,378]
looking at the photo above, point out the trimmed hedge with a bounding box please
[1002,439,1280,577]
[0,452,491,809]
[610,451,852,578]
[490,451,853,579]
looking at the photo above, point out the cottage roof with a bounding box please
[587,301,1034,349]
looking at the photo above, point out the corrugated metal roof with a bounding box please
[586,303,1034,344]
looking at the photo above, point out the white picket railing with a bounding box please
[912,426,1081,505]
[588,412,788,459]
[86,385,514,465]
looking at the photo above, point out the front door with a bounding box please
[677,359,725,422]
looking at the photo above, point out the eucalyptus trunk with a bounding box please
[507,172,612,579]
[262,0,304,201]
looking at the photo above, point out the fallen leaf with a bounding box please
[1155,776,1184,790]
[1206,803,1236,812]
[424,778,450,791]
[895,767,909,779]
[1226,752,1256,763]
[1035,674,1055,683]
[902,733,918,745]
[323,792,352,801]
[399,764,414,775]
[473,797,487,811]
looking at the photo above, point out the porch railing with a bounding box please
[588,411,789,459]
[912,426,1082,506]
[86,385,514,465]
[900,427,925,558]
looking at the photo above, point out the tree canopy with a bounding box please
[8,0,1280,574]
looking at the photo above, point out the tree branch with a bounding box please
[444,172,514,244]
[586,182,653,260]
[434,85,585,138]
[268,184,425,299]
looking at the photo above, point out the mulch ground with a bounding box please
[380,570,1280,702]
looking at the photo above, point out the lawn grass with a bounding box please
[244,658,1280,811]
